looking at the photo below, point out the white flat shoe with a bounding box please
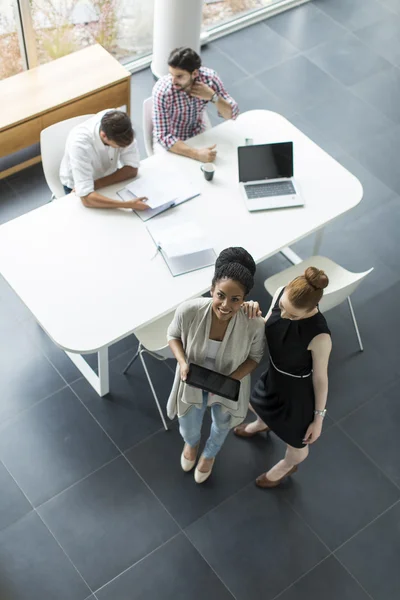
[194,458,215,484]
[181,445,198,472]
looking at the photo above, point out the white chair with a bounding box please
[40,114,94,199]
[143,96,213,158]
[264,256,373,351]
[123,311,176,431]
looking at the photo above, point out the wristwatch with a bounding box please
[210,92,218,104]
[314,409,327,418]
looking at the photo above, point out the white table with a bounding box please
[0,110,362,396]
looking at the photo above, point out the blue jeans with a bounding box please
[63,185,73,195]
[179,392,231,459]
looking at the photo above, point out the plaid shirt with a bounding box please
[152,66,239,150]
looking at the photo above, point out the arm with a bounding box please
[168,338,189,381]
[242,286,283,321]
[70,142,147,210]
[303,333,332,444]
[80,191,147,210]
[94,165,138,190]
[230,358,258,380]
[191,71,239,121]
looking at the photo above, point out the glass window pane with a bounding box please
[203,0,282,29]
[0,1,24,80]
[30,0,154,66]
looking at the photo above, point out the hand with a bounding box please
[303,419,323,444]
[190,82,215,101]
[179,361,190,382]
[242,300,262,319]
[129,197,149,211]
[196,145,217,163]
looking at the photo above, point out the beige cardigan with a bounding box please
[167,298,265,428]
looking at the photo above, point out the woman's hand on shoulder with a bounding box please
[242,300,262,319]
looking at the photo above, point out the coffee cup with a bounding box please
[201,163,215,181]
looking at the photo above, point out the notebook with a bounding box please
[147,215,216,277]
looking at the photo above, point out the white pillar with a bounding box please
[151,0,204,79]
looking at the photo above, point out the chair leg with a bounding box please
[140,352,169,431]
[122,345,141,374]
[347,297,364,352]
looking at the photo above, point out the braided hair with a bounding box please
[212,247,256,296]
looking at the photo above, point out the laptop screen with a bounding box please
[238,142,293,183]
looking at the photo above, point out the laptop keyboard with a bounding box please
[245,181,295,198]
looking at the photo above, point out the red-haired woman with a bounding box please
[235,267,332,488]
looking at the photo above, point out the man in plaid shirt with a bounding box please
[152,47,239,162]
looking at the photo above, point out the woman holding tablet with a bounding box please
[167,247,265,483]
[236,267,332,488]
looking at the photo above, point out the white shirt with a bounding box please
[59,110,140,197]
[203,339,222,371]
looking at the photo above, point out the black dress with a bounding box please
[251,288,331,448]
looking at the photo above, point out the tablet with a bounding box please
[185,363,240,402]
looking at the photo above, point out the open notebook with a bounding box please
[147,215,216,277]
[117,170,200,221]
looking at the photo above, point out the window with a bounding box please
[0,1,24,80]
[30,0,155,66]
[203,0,283,30]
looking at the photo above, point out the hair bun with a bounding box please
[304,266,329,290]
[215,247,256,276]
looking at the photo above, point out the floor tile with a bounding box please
[280,425,400,550]
[379,0,400,13]
[0,462,31,532]
[226,76,290,117]
[215,22,297,75]
[351,66,400,124]
[257,55,346,115]
[0,179,20,225]
[289,113,344,157]
[341,380,400,487]
[22,316,82,384]
[355,280,400,360]
[313,0,393,30]
[0,387,119,507]
[306,32,391,86]
[349,125,400,195]
[200,44,248,83]
[354,15,400,67]
[328,334,399,421]
[0,320,66,423]
[277,555,371,600]
[96,533,234,600]
[300,84,393,152]
[130,68,155,132]
[5,163,51,217]
[266,2,346,51]
[0,274,33,322]
[0,511,90,600]
[336,500,400,600]
[72,351,174,451]
[127,417,284,528]
[186,484,328,600]
[38,457,178,591]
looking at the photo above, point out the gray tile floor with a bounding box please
[1,1,400,598]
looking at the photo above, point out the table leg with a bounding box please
[65,347,110,396]
[313,228,324,256]
[280,247,303,265]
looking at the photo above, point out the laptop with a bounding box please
[238,142,304,211]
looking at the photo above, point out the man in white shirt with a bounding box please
[60,109,148,210]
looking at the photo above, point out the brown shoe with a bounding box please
[256,465,298,488]
[234,422,270,438]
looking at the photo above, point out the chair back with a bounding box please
[143,97,154,157]
[135,310,176,358]
[40,114,94,198]
[319,268,373,312]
